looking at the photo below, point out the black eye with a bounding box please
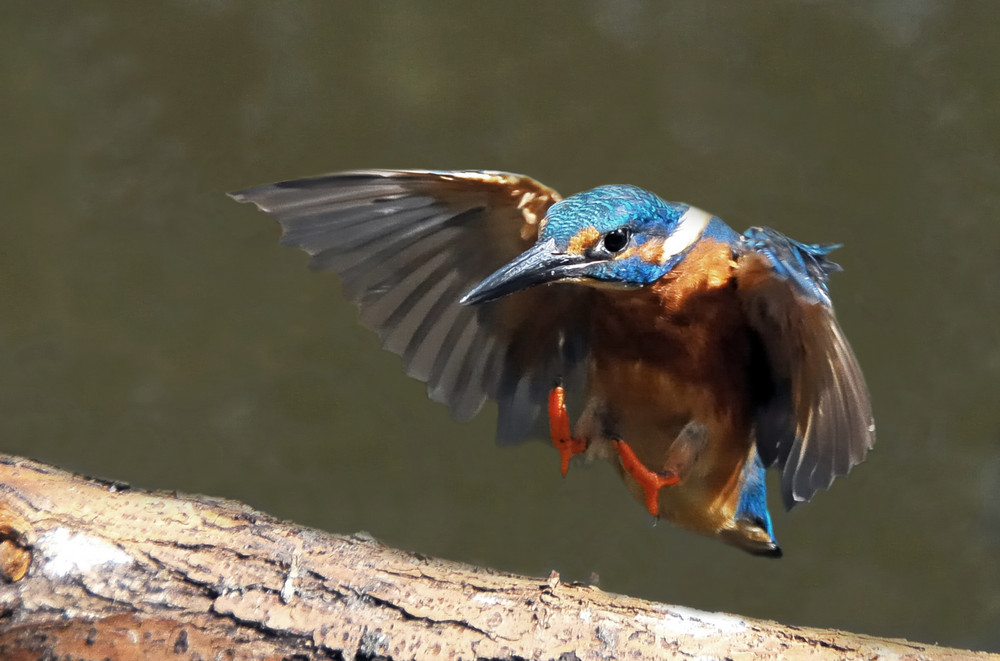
[602,228,631,254]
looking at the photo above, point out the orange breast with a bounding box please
[583,239,759,535]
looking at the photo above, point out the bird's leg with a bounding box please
[613,422,706,518]
[548,384,588,476]
[612,441,679,517]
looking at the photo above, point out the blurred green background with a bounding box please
[3,1,999,651]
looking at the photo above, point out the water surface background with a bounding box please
[3,2,1000,651]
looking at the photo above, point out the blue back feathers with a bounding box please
[741,227,842,307]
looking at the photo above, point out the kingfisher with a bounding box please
[231,170,874,557]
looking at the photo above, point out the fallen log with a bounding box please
[0,454,992,660]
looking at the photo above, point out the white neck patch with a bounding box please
[658,206,712,265]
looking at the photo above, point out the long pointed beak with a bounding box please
[460,239,589,305]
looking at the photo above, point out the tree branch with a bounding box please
[0,454,992,660]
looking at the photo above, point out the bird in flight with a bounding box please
[231,170,874,556]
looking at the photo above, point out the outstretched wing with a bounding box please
[736,226,874,509]
[231,170,593,442]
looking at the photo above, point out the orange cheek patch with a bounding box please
[638,237,666,264]
[567,226,601,254]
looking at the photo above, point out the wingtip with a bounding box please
[227,186,275,212]
[228,187,263,204]
[781,483,809,512]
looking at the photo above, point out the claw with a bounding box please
[613,440,680,517]
[548,385,587,476]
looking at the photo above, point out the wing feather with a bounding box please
[231,170,591,441]
[401,278,466,378]
[737,227,874,509]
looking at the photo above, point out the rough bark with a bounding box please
[0,454,992,661]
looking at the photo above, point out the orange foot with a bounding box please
[612,440,680,518]
[548,385,587,476]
